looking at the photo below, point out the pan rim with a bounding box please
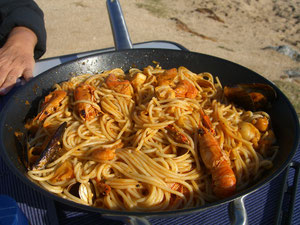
[0,48,299,217]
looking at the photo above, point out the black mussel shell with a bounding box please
[68,182,81,198]
[224,83,277,111]
[15,131,29,169]
[32,122,67,170]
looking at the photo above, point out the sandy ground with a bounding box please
[35,0,300,115]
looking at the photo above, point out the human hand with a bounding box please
[0,27,37,95]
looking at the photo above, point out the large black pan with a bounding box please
[0,0,299,224]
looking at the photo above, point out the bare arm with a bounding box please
[0,26,37,95]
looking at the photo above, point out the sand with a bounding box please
[35,0,300,115]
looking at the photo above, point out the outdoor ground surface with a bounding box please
[35,0,300,117]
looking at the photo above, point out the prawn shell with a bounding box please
[32,122,67,170]
[224,83,277,111]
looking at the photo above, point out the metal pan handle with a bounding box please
[274,161,300,225]
[102,214,151,225]
[106,0,133,50]
[229,195,248,225]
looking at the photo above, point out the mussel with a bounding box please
[224,83,277,111]
[15,131,29,169]
[32,122,67,170]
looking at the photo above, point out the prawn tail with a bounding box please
[212,160,236,198]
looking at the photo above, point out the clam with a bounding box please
[224,83,277,111]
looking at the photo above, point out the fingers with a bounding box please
[0,68,21,95]
[0,41,35,95]
[0,64,10,87]
[0,65,34,95]
[0,56,35,95]
[23,68,33,82]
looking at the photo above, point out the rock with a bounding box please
[285,68,300,78]
[262,45,300,62]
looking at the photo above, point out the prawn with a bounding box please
[157,68,177,86]
[238,121,261,148]
[105,73,132,96]
[131,72,147,89]
[74,83,100,121]
[95,179,111,197]
[92,149,116,161]
[34,90,67,124]
[50,160,74,183]
[91,142,124,161]
[198,128,236,198]
[199,108,215,135]
[166,124,190,144]
[252,116,269,132]
[168,182,189,208]
[174,80,198,99]
[198,109,236,198]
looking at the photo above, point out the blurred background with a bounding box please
[35,0,299,116]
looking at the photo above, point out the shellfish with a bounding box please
[224,83,277,111]
[32,122,67,170]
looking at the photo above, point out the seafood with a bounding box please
[91,149,116,161]
[32,122,67,170]
[199,108,215,135]
[157,68,177,86]
[252,117,269,132]
[74,83,99,121]
[131,72,147,89]
[50,160,74,183]
[198,109,236,198]
[15,131,29,168]
[156,68,197,99]
[155,85,176,100]
[224,83,277,111]
[198,128,236,198]
[238,121,261,148]
[239,116,272,149]
[166,124,190,144]
[27,137,50,168]
[105,73,132,96]
[169,182,189,208]
[22,66,280,210]
[96,180,111,197]
[258,130,276,157]
[174,80,198,99]
[34,90,67,124]
[67,182,81,198]
[91,142,124,161]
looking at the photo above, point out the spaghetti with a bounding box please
[25,65,277,211]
